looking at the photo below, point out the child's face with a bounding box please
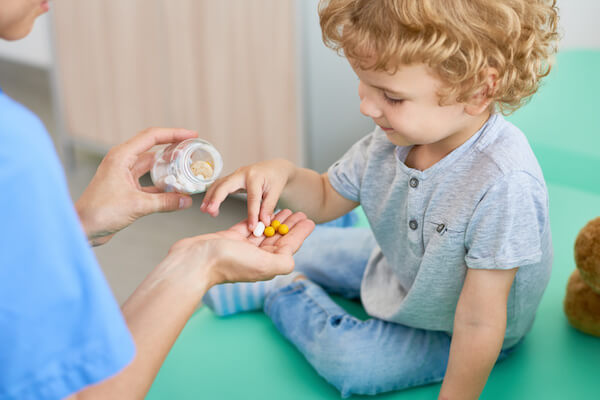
[0,0,49,41]
[352,62,485,150]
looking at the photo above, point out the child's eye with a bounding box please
[383,92,404,105]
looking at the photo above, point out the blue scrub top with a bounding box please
[0,88,135,399]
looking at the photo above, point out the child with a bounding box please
[200,0,559,398]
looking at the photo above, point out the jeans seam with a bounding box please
[264,283,306,314]
[266,281,340,319]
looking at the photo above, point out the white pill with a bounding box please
[164,174,177,185]
[182,181,197,194]
[252,221,266,237]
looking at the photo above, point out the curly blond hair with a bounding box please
[319,0,560,114]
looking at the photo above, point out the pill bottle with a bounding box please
[150,138,223,194]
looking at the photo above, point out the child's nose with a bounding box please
[358,81,383,119]
[359,96,383,119]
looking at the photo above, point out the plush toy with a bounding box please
[564,217,600,337]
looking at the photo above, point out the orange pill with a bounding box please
[270,219,281,230]
[277,224,289,235]
[264,226,276,237]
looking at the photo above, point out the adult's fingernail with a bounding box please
[179,197,192,209]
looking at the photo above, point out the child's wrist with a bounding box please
[279,159,297,183]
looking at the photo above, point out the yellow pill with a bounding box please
[264,226,276,237]
[270,220,281,230]
[277,224,289,235]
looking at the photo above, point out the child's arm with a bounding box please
[280,168,359,224]
[201,158,358,229]
[439,267,518,400]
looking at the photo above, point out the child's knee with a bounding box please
[307,336,394,397]
[311,353,383,397]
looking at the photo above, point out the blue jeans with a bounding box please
[264,224,516,397]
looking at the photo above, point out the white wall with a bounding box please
[298,0,374,172]
[0,13,52,68]
[559,0,600,49]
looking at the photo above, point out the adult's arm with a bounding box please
[68,209,314,399]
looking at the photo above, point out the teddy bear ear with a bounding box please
[574,217,600,294]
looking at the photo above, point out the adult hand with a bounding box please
[166,208,316,290]
[75,128,198,246]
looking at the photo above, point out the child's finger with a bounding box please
[245,177,265,231]
[201,175,231,209]
[200,182,214,211]
[200,179,218,211]
[259,189,281,228]
[201,174,245,217]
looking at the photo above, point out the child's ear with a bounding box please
[465,68,498,116]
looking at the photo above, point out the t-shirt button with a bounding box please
[409,219,418,230]
[409,177,419,188]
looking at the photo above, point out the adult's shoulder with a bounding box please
[0,91,62,180]
[0,91,48,134]
[0,92,135,399]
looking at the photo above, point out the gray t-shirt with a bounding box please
[328,114,552,349]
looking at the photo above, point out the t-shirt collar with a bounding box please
[395,113,499,178]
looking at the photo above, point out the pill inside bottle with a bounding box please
[150,138,223,194]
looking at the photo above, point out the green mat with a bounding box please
[147,50,600,399]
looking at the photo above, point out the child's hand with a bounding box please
[200,159,296,230]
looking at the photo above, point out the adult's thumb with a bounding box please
[147,193,193,214]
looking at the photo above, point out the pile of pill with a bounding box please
[252,220,289,237]
[190,160,214,179]
[161,160,214,194]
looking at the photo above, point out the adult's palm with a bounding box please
[168,209,315,288]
